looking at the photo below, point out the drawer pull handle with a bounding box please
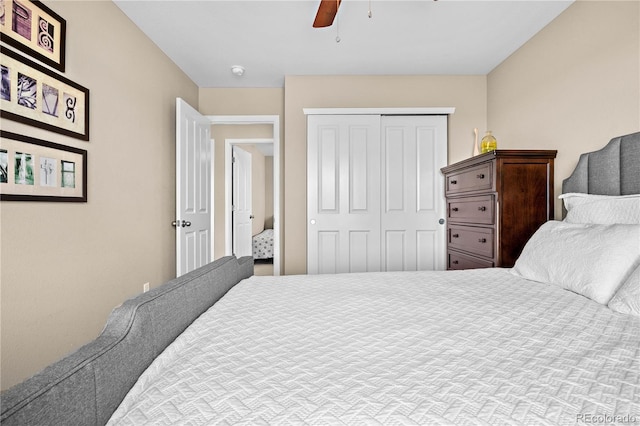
[478,238,487,243]
[478,206,486,212]
[452,207,459,212]
[451,180,457,185]
[452,260,459,265]
[477,174,485,179]
[452,234,460,238]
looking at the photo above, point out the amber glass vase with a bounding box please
[481,131,497,153]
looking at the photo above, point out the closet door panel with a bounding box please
[381,116,447,271]
[317,231,339,274]
[416,230,437,270]
[349,129,370,213]
[349,231,371,273]
[385,230,406,271]
[385,128,406,212]
[417,127,437,212]
[318,127,339,213]
[308,115,381,274]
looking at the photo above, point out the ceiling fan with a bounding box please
[313,0,342,28]
[313,0,437,28]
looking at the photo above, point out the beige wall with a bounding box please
[283,75,487,274]
[0,1,198,390]
[199,88,284,116]
[488,0,640,219]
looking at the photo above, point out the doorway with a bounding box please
[227,139,275,276]
[210,115,281,275]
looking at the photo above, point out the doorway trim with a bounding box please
[208,115,281,275]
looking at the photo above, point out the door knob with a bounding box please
[250,215,255,219]
[181,220,191,227]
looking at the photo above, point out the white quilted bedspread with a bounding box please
[108,269,639,425]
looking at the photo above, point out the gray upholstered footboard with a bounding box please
[0,255,254,426]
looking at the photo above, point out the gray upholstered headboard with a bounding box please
[0,255,254,426]
[562,131,640,195]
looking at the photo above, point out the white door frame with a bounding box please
[208,115,281,276]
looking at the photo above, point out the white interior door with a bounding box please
[381,115,448,271]
[307,115,381,274]
[232,146,253,257]
[176,98,213,277]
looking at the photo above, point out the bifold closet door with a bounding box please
[307,115,382,274]
[380,115,447,271]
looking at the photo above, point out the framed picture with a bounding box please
[0,0,66,72]
[0,130,87,202]
[0,46,89,140]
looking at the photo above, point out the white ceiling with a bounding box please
[114,0,573,88]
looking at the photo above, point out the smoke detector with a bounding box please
[231,65,245,76]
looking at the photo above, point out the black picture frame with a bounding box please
[0,46,89,141]
[0,130,87,202]
[0,0,67,72]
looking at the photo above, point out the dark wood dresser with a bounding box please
[441,150,557,270]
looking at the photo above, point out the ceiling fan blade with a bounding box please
[313,0,341,28]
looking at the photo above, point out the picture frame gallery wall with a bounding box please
[1,0,90,202]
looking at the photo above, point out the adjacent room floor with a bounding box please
[254,259,273,276]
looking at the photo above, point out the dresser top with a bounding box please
[441,150,557,174]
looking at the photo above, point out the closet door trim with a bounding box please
[304,107,455,116]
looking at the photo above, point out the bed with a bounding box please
[253,228,275,260]
[2,132,639,425]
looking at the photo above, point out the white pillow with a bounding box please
[560,193,640,224]
[511,221,640,304]
[608,265,640,317]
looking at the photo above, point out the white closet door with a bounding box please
[381,115,447,271]
[307,115,381,274]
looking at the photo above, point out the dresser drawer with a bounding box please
[448,250,495,270]
[448,225,494,258]
[445,163,493,195]
[447,195,495,225]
